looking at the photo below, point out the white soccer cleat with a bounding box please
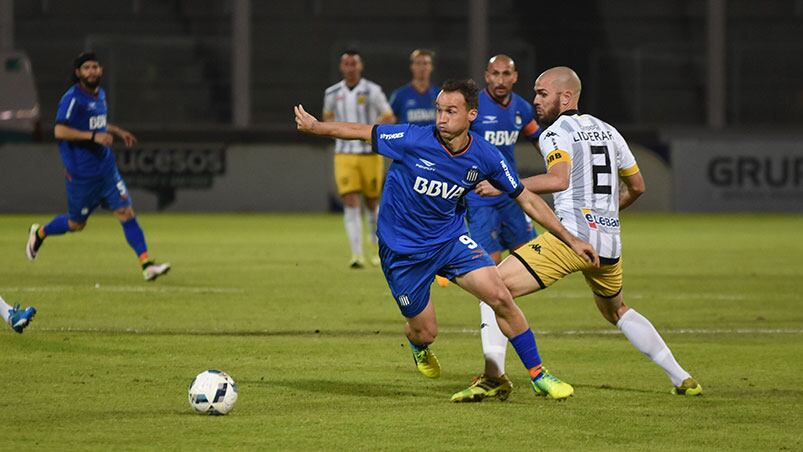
[26,223,41,261]
[143,262,171,281]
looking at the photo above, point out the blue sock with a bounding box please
[408,338,427,352]
[509,328,544,379]
[42,214,70,236]
[121,217,148,258]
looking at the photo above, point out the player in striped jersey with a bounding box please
[453,66,701,402]
[323,50,395,268]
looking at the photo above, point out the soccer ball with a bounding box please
[188,370,238,415]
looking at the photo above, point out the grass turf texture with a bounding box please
[1,213,801,450]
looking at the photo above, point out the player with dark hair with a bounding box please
[296,78,600,400]
[450,54,543,400]
[323,49,395,268]
[26,52,170,281]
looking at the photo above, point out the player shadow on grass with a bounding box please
[244,377,459,399]
[573,383,663,395]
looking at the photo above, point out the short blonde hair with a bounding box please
[410,49,435,62]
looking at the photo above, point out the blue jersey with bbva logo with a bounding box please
[372,123,524,253]
[389,83,440,126]
[467,89,539,206]
[55,84,115,178]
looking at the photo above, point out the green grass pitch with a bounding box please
[1,212,801,450]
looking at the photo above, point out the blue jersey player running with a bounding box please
[389,49,439,126]
[26,52,170,281]
[453,55,543,400]
[295,79,599,400]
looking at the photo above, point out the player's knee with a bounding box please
[114,207,135,221]
[68,220,86,232]
[483,284,515,311]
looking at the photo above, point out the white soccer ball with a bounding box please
[188,370,238,415]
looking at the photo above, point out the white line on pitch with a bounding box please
[443,328,803,335]
[26,327,803,336]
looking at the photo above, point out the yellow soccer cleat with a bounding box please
[671,377,703,396]
[531,369,574,400]
[450,374,513,402]
[435,275,450,287]
[411,347,441,378]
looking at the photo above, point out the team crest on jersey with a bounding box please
[357,95,366,105]
[515,112,522,126]
[464,167,480,184]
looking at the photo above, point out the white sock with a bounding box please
[0,295,12,323]
[365,206,378,246]
[479,301,507,377]
[343,206,363,257]
[617,308,691,386]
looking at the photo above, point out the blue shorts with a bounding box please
[379,234,495,318]
[65,168,132,223]
[466,198,536,254]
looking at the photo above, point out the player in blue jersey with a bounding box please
[450,55,543,400]
[389,49,450,287]
[389,49,440,126]
[0,294,36,334]
[25,52,170,281]
[295,79,599,400]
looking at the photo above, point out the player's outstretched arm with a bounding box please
[619,172,645,210]
[107,124,138,148]
[514,189,600,267]
[294,104,373,142]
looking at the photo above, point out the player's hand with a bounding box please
[117,129,138,148]
[475,180,502,197]
[93,132,114,146]
[569,238,600,268]
[294,104,319,134]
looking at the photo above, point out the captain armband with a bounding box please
[545,150,571,169]
[619,164,640,177]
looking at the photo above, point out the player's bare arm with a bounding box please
[619,171,645,210]
[521,161,570,194]
[107,124,138,147]
[475,161,570,197]
[377,111,396,125]
[54,123,113,146]
[294,104,373,142]
[513,188,600,267]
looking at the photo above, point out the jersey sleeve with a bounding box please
[538,127,573,170]
[371,123,412,160]
[322,89,335,116]
[55,92,78,126]
[483,145,525,199]
[389,88,402,121]
[370,85,394,119]
[613,129,639,176]
[520,102,540,141]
